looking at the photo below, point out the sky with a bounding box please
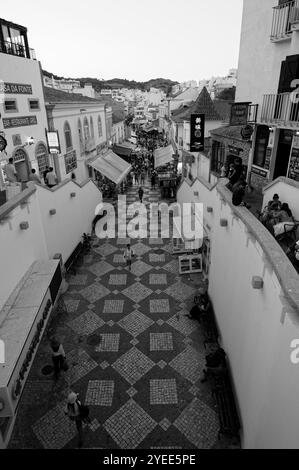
[1,0,244,83]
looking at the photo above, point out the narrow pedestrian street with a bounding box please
[9,181,225,450]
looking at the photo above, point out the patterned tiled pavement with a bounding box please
[8,180,235,449]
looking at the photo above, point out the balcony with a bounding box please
[0,39,36,60]
[271,1,294,41]
[261,92,299,126]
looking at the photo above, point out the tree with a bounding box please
[217,86,236,101]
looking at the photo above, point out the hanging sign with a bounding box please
[230,102,250,126]
[46,130,61,154]
[190,114,205,152]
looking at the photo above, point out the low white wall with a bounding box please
[36,179,102,262]
[0,189,48,311]
[177,175,299,449]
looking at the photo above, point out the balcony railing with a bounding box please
[0,40,36,60]
[271,1,295,41]
[261,92,299,124]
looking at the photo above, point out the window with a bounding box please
[253,125,270,168]
[4,99,17,112]
[28,99,40,111]
[65,150,77,174]
[90,117,94,139]
[83,117,90,141]
[64,121,72,151]
[98,116,103,137]
[35,143,49,174]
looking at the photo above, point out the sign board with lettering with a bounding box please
[252,166,268,178]
[228,145,243,156]
[230,102,251,126]
[46,130,61,154]
[3,116,37,129]
[264,147,272,171]
[287,147,299,182]
[190,114,205,152]
[0,82,32,94]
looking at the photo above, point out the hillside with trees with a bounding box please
[43,70,178,95]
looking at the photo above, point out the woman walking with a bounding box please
[64,392,85,447]
[50,338,66,380]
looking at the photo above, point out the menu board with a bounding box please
[287,147,299,181]
[264,147,272,171]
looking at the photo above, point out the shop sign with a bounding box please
[11,299,52,400]
[190,114,205,152]
[46,130,61,154]
[228,145,243,156]
[0,135,7,152]
[3,116,37,129]
[65,150,77,174]
[251,166,268,178]
[230,102,250,126]
[0,82,32,95]
[287,146,299,182]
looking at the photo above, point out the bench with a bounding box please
[64,242,83,275]
[212,375,240,440]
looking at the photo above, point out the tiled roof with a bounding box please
[210,125,249,143]
[171,87,222,122]
[44,87,102,104]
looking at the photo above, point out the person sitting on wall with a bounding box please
[232,179,250,208]
[268,194,282,211]
[272,203,295,238]
[187,288,211,322]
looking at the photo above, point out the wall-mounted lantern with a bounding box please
[70,192,76,198]
[49,209,56,215]
[207,207,213,213]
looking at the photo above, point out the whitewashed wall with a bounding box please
[177,176,299,449]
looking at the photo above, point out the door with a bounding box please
[273,129,293,179]
[15,161,28,182]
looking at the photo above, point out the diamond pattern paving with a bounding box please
[129,260,152,277]
[85,380,115,406]
[112,348,155,385]
[118,310,154,337]
[150,379,178,405]
[104,400,157,449]
[9,181,235,450]
[67,310,105,335]
[174,398,219,448]
[122,282,153,303]
[79,283,110,303]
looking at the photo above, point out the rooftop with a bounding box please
[44,87,103,104]
[171,87,222,122]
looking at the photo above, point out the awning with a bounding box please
[88,150,132,185]
[113,144,132,158]
[154,145,174,168]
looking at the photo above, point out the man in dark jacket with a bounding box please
[138,187,144,203]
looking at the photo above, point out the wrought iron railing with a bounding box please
[261,92,299,123]
[0,39,36,59]
[271,0,295,40]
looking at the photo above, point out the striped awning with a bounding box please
[154,145,174,168]
[88,150,132,185]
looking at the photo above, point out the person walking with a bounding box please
[43,166,50,185]
[50,338,66,380]
[4,158,17,183]
[124,243,134,271]
[29,168,41,184]
[46,167,57,188]
[138,187,144,203]
[64,392,89,448]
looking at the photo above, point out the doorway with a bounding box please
[273,129,293,180]
[13,148,30,182]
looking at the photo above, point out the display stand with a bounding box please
[179,254,202,274]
